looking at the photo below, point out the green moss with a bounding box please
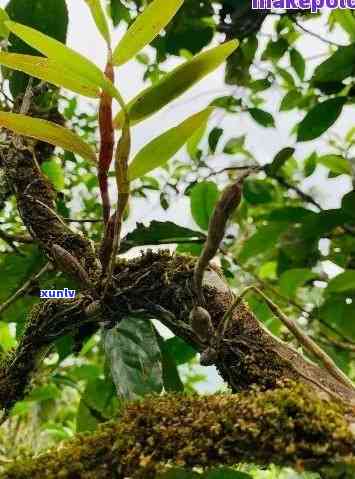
[2,383,354,479]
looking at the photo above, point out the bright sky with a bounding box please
[1,1,353,392]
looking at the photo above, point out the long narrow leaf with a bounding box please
[129,107,213,180]
[0,52,100,98]
[84,0,111,45]
[5,20,108,91]
[113,0,183,66]
[114,40,238,127]
[0,7,9,39]
[0,112,96,162]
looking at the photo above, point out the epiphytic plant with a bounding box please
[0,0,238,281]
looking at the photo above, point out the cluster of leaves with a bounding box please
[0,2,354,479]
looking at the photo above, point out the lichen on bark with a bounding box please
[1,383,354,479]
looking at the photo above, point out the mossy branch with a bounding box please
[2,383,355,478]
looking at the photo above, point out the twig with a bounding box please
[292,18,344,48]
[0,262,51,316]
[234,286,355,392]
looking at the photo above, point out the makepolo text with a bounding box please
[252,0,355,12]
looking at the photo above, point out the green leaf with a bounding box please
[330,10,355,41]
[0,111,96,162]
[0,246,45,324]
[6,20,110,93]
[319,296,355,341]
[243,179,275,205]
[76,378,117,432]
[27,384,60,402]
[0,7,10,39]
[223,135,246,155]
[312,44,355,83]
[265,147,295,176]
[5,0,68,97]
[0,52,100,98]
[317,154,351,175]
[164,337,196,365]
[208,127,223,153]
[279,268,317,298]
[290,48,305,80]
[113,0,184,66]
[239,223,289,262]
[41,157,65,191]
[190,181,219,231]
[103,317,163,400]
[297,98,346,142]
[248,108,275,128]
[327,271,355,293]
[110,0,131,27]
[187,119,208,160]
[121,221,205,253]
[84,0,111,44]
[304,151,317,177]
[156,333,184,392]
[280,90,301,111]
[114,40,238,127]
[342,191,355,219]
[129,108,213,180]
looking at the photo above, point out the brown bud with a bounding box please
[189,306,214,343]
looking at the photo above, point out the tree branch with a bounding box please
[2,383,354,478]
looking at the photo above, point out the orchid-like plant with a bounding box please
[0,0,238,276]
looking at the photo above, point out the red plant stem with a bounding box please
[98,57,115,225]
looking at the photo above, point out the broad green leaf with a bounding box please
[120,221,205,253]
[239,223,289,263]
[113,0,184,66]
[114,40,239,127]
[103,317,163,400]
[243,179,276,205]
[312,45,355,83]
[0,7,10,39]
[317,154,351,175]
[164,336,196,365]
[77,378,117,432]
[190,181,219,231]
[265,147,295,176]
[279,268,317,298]
[280,90,301,111]
[297,98,346,142]
[129,108,213,180]
[248,108,275,128]
[0,52,100,98]
[41,157,65,191]
[5,0,68,97]
[290,48,305,80]
[327,271,355,293]
[84,0,111,44]
[156,333,184,392]
[187,120,208,159]
[330,10,355,41]
[0,111,96,162]
[319,296,355,341]
[6,20,111,94]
